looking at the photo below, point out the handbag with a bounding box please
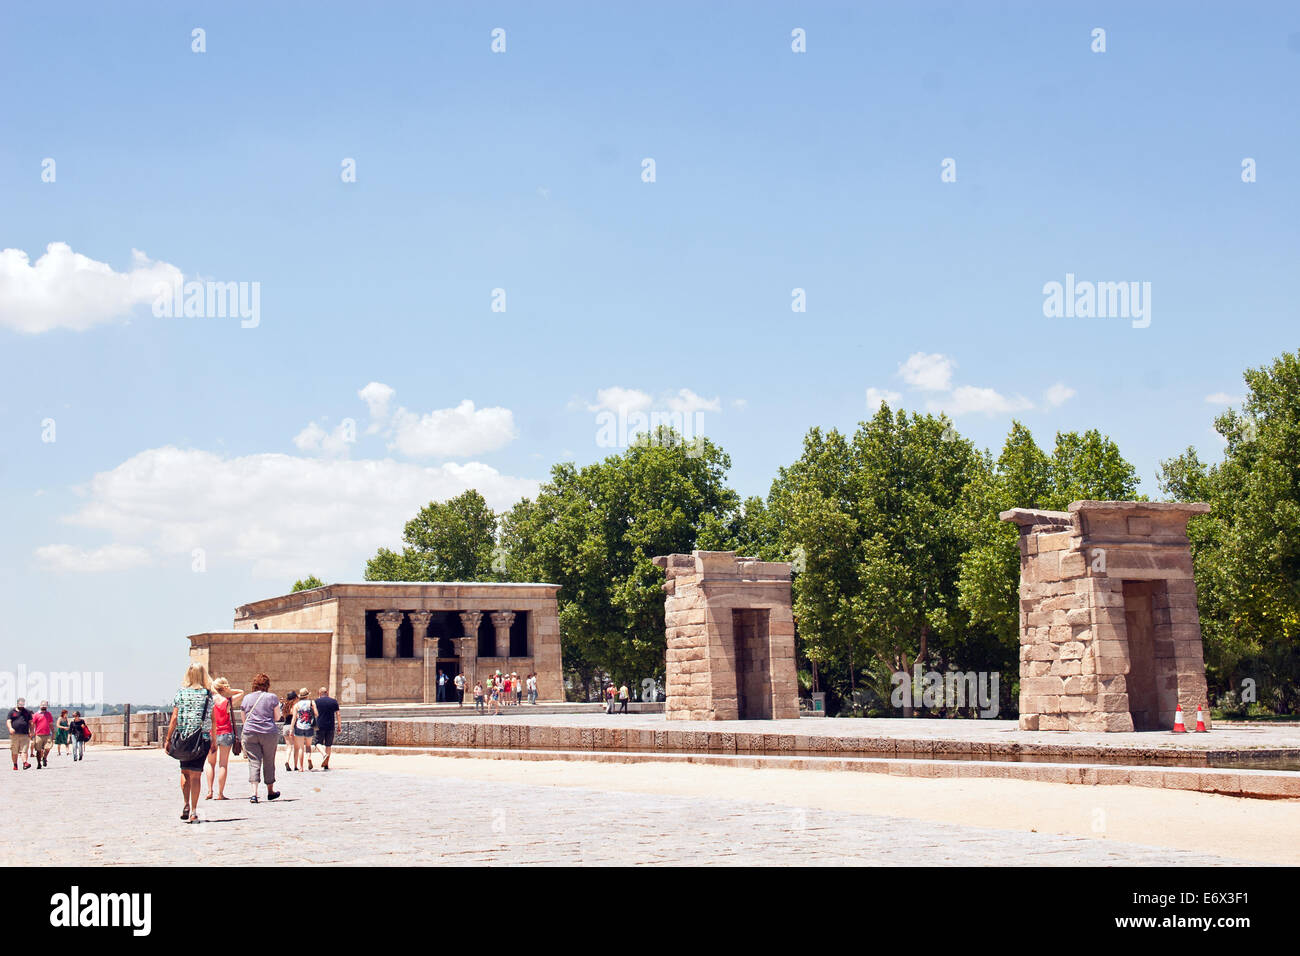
[226,697,243,756]
[168,691,211,762]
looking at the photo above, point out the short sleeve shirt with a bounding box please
[172,688,213,737]
[314,696,339,732]
[8,708,32,734]
[240,691,279,734]
[31,711,54,735]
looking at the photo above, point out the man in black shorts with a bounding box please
[312,686,340,771]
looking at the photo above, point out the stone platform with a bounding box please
[329,714,1300,798]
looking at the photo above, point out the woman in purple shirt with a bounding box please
[239,672,282,804]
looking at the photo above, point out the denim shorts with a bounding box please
[215,733,235,747]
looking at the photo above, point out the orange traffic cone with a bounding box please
[1194,704,1208,732]
[1171,704,1187,733]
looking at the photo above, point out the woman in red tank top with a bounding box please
[205,677,244,800]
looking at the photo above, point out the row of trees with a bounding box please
[336,349,1299,716]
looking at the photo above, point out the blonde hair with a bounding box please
[213,677,230,693]
[182,663,213,690]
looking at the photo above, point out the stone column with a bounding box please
[491,611,516,659]
[458,610,482,684]
[377,610,404,660]
[408,610,435,703]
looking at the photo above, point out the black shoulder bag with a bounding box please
[168,691,211,762]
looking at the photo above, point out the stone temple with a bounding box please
[1001,501,1211,732]
[187,582,563,705]
[653,551,798,720]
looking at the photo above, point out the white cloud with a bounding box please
[34,543,153,573]
[45,447,539,579]
[1205,392,1244,406]
[666,388,721,415]
[1044,383,1077,407]
[927,386,1034,416]
[358,382,396,430]
[0,242,183,334]
[388,399,517,458]
[898,352,956,391]
[292,419,356,457]
[587,387,653,415]
[866,387,903,409]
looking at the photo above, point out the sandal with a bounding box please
[181,808,190,820]
[249,795,259,804]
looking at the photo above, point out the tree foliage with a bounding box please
[500,429,739,687]
[1159,350,1300,712]
[365,489,501,582]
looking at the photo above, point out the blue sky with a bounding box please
[2,1,1297,701]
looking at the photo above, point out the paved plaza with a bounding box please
[3,748,1262,866]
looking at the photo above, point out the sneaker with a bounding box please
[249,795,259,804]
[266,789,281,801]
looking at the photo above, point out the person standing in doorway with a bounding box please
[30,701,55,768]
[239,673,281,803]
[437,668,448,703]
[453,672,465,707]
[7,698,32,770]
[55,709,70,757]
[312,686,339,771]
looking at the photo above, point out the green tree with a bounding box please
[501,429,739,692]
[956,422,1141,703]
[1158,350,1300,712]
[767,407,988,713]
[365,489,501,582]
[291,574,325,592]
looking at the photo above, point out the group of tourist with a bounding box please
[471,671,539,715]
[604,683,631,714]
[7,700,91,769]
[164,664,341,823]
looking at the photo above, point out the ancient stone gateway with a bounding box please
[187,581,563,705]
[1000,501,1211,732]
[652,551,798,720]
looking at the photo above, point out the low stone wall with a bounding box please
[330,743,1300,799]
[81,712,167,748]
[336,718,1300,769]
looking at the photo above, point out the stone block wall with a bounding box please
[653,551,798,721]
[1001,501,1211,732]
